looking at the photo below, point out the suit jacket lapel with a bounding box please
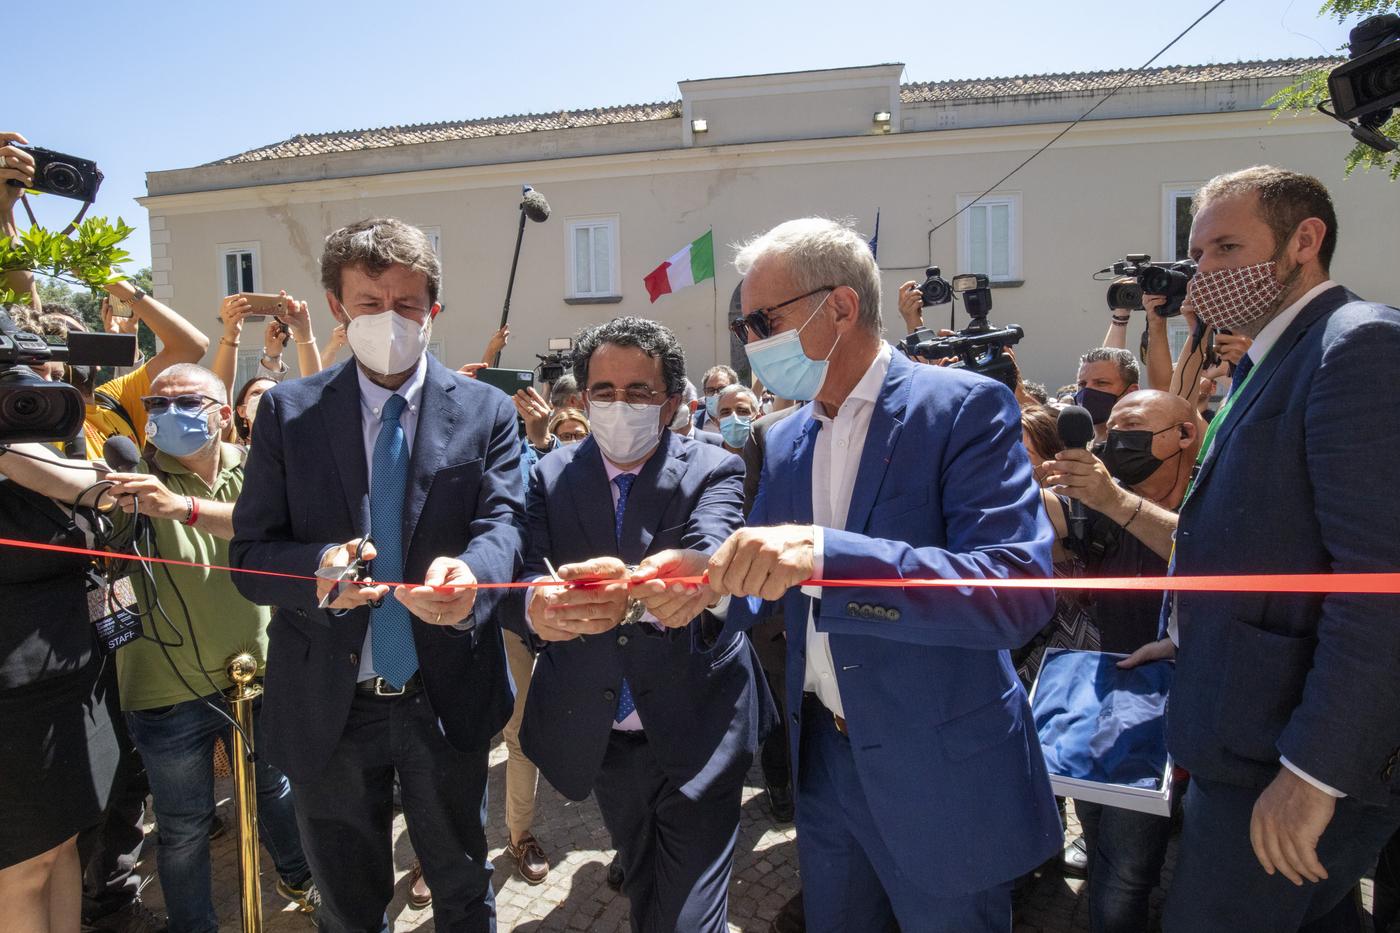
[320,361,371,535]
[563,438,620,560]
[1191,285,1352,497]
[844,352,912,534]
[788,408,819,525]
[619,431,685,564]
[403,358,461,553]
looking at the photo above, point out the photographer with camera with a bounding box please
[1101,289,1176,393]
[212,291,323,402]
[1039,389,1202,933]
[2,132,39,307]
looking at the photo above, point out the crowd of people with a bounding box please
[2,126,1398,933]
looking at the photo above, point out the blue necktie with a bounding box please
[370,394,418,689]
[1228,354,1254,398]
[612,473,637,723]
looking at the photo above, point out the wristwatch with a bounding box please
[622,597,647,626]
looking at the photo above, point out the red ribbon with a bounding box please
[4,536,1400,594]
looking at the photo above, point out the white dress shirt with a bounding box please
[353,356,427,682]
[1170,280,1345,797]
[799,342,893,719]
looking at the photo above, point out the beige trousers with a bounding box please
[502,629,539,843]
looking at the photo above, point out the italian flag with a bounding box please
[643,230,715,303]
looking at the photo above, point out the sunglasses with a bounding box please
[141,394,222,415]
[729,286,836,343]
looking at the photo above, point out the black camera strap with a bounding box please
[20,192,94,237]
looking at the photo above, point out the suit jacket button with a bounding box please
[349,652,359,666]
[296,608,307,618]
[603,689,616,702]
[889,609,901,622]
[617,634,630,646]
[847,601,860,616]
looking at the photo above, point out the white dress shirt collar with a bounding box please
[355,354,428,421]
[809,341,893,425]
[1245,280,1336,367]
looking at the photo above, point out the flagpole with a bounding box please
[710,227,721,372]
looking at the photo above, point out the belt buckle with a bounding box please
[373,677,406,697]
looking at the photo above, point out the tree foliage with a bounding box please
[1,215,134,307]
[1269,0,1400,179]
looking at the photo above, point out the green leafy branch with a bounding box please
[1,215,135,306]
[1267,0,1400,180]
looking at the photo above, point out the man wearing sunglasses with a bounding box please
[230,218,524,933]
[506,316,774,933]
[637,218,1058,933]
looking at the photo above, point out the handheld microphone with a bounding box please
[102,435,142,473]
[1056,405,1096,543]
[521,185,550,223]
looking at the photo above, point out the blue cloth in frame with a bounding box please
[1033,649,1173,790]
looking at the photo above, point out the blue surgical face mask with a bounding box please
[146,409,215,457]
[704,394,722,419]
[742,293,836,403]
[719,413,752,448]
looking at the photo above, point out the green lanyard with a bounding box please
[1182,350,1267,503]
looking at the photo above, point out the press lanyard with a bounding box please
[1181,349,1266,505]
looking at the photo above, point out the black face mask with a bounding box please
[1101,425,1180,486]
[1074,386,1121,425]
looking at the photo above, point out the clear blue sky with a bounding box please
[20,0,1352,270]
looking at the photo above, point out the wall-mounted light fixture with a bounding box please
[873,111,892,133]
[691,118,708,134]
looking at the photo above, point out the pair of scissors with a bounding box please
[317,536,381,610]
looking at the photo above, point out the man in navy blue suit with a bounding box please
[509,317,774,933]
[230,218,524,933]
[642,218,1060,932]
[1123,167,1400,932]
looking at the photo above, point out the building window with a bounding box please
[1162,185,1200,261]
[956,194,1020,282]
[218,242,261,296]
[566,217,619,299]
[422,226,442,259]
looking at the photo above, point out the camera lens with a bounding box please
[0,369,86,442]
[42,162,82,194]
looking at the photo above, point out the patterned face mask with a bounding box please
[1184,259,1288,332]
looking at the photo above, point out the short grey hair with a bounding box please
[734,217,883,334]
[701,365,738,390]
[718,383,758,409]
[548,372,579,409]
[321,218,442,305]
[1079,347,1140,388]
[153,363,228,406]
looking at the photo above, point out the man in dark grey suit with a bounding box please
[510,317,773,933]
[231,218,524,933]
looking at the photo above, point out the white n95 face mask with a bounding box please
[589,401,664,464]
[346,310,430,376]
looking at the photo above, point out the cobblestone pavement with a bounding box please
[138,738,1377,932]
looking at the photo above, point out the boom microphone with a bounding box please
[521,186,551,223]
[1056,405,1096,543]
[102,434,141,473]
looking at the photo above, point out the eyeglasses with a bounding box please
[141,394,222,415]
[555,430,589,443]
[729,286,837,343]
[587,386,668,409]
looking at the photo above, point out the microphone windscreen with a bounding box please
[1056,405,1096,450]
[102,435,141,473]
[522,189,550,223]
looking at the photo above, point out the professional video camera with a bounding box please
[897,273,1024,390]
[1320,13,1400,153]
[1102,254,1196,317]
[536,337,573,384]
[0,308,136,444]
[4,146,104,202]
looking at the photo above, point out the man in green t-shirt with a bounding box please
[97,363,318,929]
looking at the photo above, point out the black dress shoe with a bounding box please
[767,783,795,823]
[606,854,624,891]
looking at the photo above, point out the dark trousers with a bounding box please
[1374,828,1400,932]
[795,697,1012,933]
[291,690,495,933]
[751,620,791,793]
[1162,773,1400,933]
[78,665,148,922]
[592,730,741,933]
[1076,799,1172,933]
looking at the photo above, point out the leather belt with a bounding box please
[356,672,423,698]
[802,691,848,737]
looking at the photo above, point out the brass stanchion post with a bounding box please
[225,653,263,933]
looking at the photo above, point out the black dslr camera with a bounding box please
[0,309,136,443]
[4,146,104,202]
[914,267,954,307]
[897,273,1024,390]
[1105,254,1196,317]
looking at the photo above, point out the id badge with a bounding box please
[89,575,141,655]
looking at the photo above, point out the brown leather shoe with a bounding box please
[506,833,550,885]
[407,859,432,910]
